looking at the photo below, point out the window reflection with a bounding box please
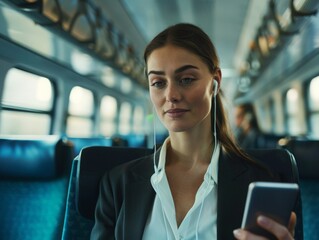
[308,76,319,111]
[100,96,117,136]
[119,102,131,135]
[67,86,94,136]
[308,76,319,137]
[285,88,300,135]
[133,106,144,134]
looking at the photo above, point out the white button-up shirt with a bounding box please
[142,138,220,240]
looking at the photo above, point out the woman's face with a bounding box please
[147,44,217,133]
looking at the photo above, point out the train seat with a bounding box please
[0,136,74,240]
[256,133,286,149]
[67,136,113,157]
[280,139,319,240]
[62,147,303,239]
[119,134,147,147]
[280,139,319,179]
[61,146,152,240]
[66,135,148,159]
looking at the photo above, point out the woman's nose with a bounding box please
[166,83,181,103]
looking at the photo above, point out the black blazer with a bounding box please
[90,149,302,240]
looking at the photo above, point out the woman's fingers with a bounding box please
[288,212,297,236]
[233,229,267,240]
[233,212,296,239]
[256,214,295,240]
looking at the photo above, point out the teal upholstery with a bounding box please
[0,136,73,240]
[281,139,319,240]
[300,180,319,240]
[61,159,94,240]
[0,178,68,240]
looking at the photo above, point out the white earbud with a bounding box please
[213,80,218,97]
[212,79,218,154]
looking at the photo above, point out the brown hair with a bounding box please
[144,23,250,161]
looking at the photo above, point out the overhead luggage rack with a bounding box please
[2,0,146,87]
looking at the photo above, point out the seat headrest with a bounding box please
[67,137,112,157]
[0,136,71,179]
[76,146,152,219]
[246,148,298,183]
[283,139,319,179]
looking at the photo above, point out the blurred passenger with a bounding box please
[234,103,261,149]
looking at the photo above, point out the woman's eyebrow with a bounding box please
[148,65,198,76]
[175,65,199,74]
[147,70,164,76]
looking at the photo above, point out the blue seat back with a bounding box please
[0,136,71,178]
[0,136,74,240]
[67,137,113,158]
[281,139,319,179]
[281,139,319,240]
[118,134,147,147]
[62,146,152,239]
[61,159,94,240]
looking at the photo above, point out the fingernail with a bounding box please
[233,229,243,238]
[257,215,269,225]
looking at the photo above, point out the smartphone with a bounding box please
[241,182,299,239]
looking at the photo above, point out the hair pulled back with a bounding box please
[144,23,249,159]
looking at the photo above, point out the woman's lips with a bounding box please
[165,108,189,118]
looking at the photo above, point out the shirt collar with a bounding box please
[154,137,220,184]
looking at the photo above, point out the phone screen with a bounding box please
[241,182,299,239]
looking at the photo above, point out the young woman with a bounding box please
[91,23,300,240]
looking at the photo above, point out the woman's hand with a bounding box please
[233,212,296,240]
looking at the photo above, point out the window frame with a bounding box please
[0,67,57,134]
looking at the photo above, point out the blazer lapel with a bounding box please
[217,151,251,240]
[124,154,157,239]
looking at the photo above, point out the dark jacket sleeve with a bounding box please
[89,155,155,240]
[90,172,116,240]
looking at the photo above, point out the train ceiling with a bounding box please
[1,0,318,97]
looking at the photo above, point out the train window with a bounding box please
[100,96,118,136]
[66,86,94,137]
[119,102,132,135]
[307,76,319,137]
[0,68,53,135]
[285,88,300,135]
[269,98,276,133]
[121,77,133,93]
[133,106,144,134]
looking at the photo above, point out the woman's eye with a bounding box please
[179,77,194,85]
[151,80,166,88]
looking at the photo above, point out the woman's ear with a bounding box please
[213,67,222,89]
